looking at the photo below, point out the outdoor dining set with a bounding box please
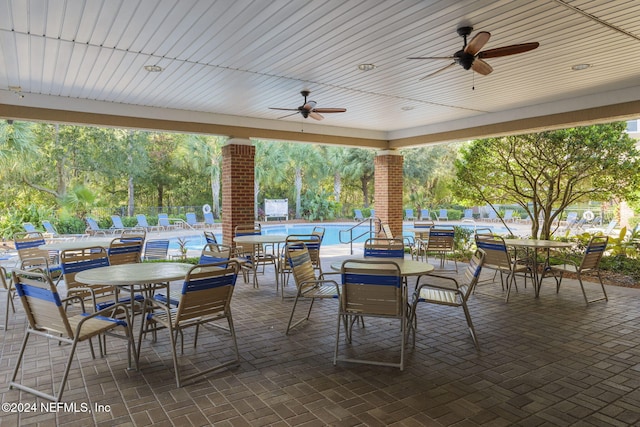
[1,220,610,402]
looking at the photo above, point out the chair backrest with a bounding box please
[580,236,608,271]
[340,259,403,317]
[199,243,231,265]
[204,230,218,245]
[311,226,325,242]
[136,214,150,227]
[203,212,215,225]
[381,223,393,239]
[111,215,126,229]
[504,210,514,220]
[286,235,322,268]
[157,213,171,227]
[354,209,364,220]
[603,220,617,234]
[42,220,58,235]
[487,210,497,220]
[186,212,198,226]
[565,212,578,222]
[22,223,37,233]
[143,239,169,260]
[85,217,102,231]
[424,226,454,251]
[364,238,405,258]
[234,224,261,255]
[474,227,493,237]
[121,228,146,240]
[108,237,143,265]
[474,234,512,270]
[286,243,318,291]
[406,209,414,218]
[370,209,375,218]
[12,268,74,337]
[60,247,112,298]
[176,261,239,325]
[463,209,473,219]
[413,221,434,239]
[439,209,448,218]
[13,232,52,267]
[420,209,429,219]
[459,249,486,301]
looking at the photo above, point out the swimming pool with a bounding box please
[168,222,510,250]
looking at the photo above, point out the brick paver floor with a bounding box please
[2,246,640,426]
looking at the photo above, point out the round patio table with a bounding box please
[330,258,434,277]
[504,239,574,297]
[233,234,287,289]
[39,239,112,252]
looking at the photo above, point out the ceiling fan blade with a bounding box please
[269,107,298,111]
[419,62,456,80]
[314,108,346,113]
[277,111,300,119]
[471,58,493,75]
[309,111,324,121]
[464,31,490,55]
[407,56,455,60]
[478,42,539,59]
[303,101,317,110]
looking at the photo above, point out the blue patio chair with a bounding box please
[85,217,114,236]
[136,214,161,232]
[487,210,498,222]
[185,212,204,229]
[157,213,177,231]
[335,259,405,370]
[436,209,448,221]
[9,267,135,402]
[139,261,240,387]
[364,238,405,258]
[13,232,62,281]
[370,209,375,218]
[203,212,215,228]
[22,223,38,233]
[110,215,137,233]
[41,220,59,237]
[462,209,474,221]
[204,230,218,245]
[143,239,169,261]
[354,209,364,221]
[405,209,416,221]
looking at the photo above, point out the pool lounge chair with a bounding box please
[462,209,474,222]
[185,212,204,229]
[420,209,429,220]
[354,209,364,221]
[136,214,162,232]
[435,209,448,221]
[85,217,116,236]
[157,213,177,231]
[203,212,216,228]
[405,209,416,221]
[22,223,38,233]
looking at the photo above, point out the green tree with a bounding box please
[453,123,640,239]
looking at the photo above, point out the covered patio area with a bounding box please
[2,251,639,426]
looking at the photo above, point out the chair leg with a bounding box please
[285,294,302,335]
[462,303,480,350]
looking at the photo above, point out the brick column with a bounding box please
[374,150,403,238]
[222,139,255,246]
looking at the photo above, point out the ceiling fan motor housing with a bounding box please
[454,50,475,69]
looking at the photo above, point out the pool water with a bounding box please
[168,223,509,250]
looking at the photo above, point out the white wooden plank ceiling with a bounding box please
[1,0,639,143]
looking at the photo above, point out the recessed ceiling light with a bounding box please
[401,106,415,111]
[144,65,163,72]
[357,63,376,71]
[571,63,591,71]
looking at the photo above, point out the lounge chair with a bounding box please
[503,210,516,223]
[405,209,416,221]
[354,209,364,221]
[110,215,138,233]
[203,212,215,228]
[435,209,448,221]
[136,214,161,232]
[185,212,204,229]
[420,209,429,220]
[85,217,115,236]
[22,223,38,233]
[157,213,177,231]
[462,209,474,221]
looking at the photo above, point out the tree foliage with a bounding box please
[453,123,640,239]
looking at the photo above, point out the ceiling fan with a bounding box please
[269,90,346,120]
[408,26,539,80]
